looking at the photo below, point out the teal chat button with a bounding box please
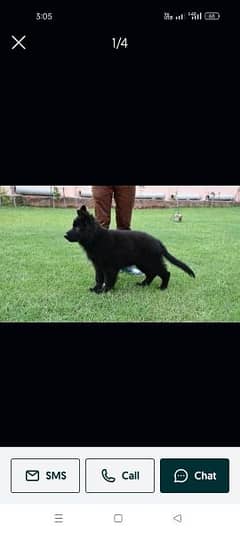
[160,459,229,493]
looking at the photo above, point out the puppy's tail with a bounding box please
[163,248,195,278]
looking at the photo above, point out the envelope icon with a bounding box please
[25,470,40,482]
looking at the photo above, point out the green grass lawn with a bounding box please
[0,206,239,322]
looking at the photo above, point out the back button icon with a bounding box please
[173,514,183,523]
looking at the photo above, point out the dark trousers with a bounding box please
[92,186,136,229]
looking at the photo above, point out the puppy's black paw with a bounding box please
[102,286,113,293]
[90,286,104,294]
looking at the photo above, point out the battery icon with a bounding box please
[204,12,220,20]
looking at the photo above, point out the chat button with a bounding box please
[160,459,229,493]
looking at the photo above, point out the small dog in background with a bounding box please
[65,206,195,294]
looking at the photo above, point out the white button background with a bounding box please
[86,459,155,493]
[11,459,80,493]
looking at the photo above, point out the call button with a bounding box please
[86,459,155,493]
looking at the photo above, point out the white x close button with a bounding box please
[11,35,26,50]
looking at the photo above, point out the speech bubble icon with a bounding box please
[174,468,189,483]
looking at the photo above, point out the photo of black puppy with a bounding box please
[65,206,195,293]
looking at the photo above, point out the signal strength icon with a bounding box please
[188,11,202,20]
[175,13,184,20]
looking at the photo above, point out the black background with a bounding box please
[1,6,239,446]
[2,5,239,181]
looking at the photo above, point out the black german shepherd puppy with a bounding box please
[65,206,195,293]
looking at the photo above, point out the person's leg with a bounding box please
[113,186,136,230]
[92,186,114,229]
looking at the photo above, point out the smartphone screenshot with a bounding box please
[1,5,239,532]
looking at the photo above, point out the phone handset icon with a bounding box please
[101,468,116,483]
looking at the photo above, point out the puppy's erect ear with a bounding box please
[77,206,87,216]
